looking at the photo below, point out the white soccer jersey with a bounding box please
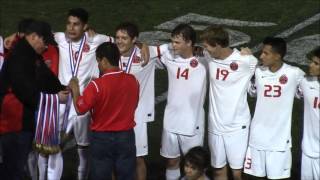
[55,32,114,118]
[207,49,257,134]
[150,44,207,136]
[120,47,156,123]
[249,63,305,151]
[299,76,320,158]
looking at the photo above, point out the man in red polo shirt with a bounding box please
[69,42,139,180]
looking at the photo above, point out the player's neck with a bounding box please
[180,48,193,59]
[269,61,283,72]
[69,33,85,43]
[121,46,135,57]
[218,47,233,60]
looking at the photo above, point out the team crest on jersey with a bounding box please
[190,59,198,68]
[83,43,90,52]
[279,74,288,84]
[230,62,238,71]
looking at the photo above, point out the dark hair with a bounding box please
[25,21,55,45]
[307,46,320,60]
[18,18,35,33]
[200,25,229,48]
[96,42,120,66]
[68,8,89,24]
[115,22,139,39]
[171,24,196,46]
[262,37,287,59]
[184,146,209,171]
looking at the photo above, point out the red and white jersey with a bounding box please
[150,44,207,136]
[0,36,4,70]
[249,63,305,151]
[120,47,156,123]
[298,76,320,158]
[207,49,258,135]
[55,32,114,118]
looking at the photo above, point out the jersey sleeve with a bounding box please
[54,32,65,44]
[295,68,306,98]
[91,34,114,45]
[149,43,170,68]
[248,74,257,97]
[76,81,99,114]
[247,55,258,74]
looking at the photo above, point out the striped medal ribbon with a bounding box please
[34,93,60,154]
[61,35,86,132]
[120,47,138,73]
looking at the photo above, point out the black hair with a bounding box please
[96,42,120,66]
[171,24,196,46]
[68,8,89,24]
[115,22,139,39]
[262,37,287,59]
[18,18,35,33]
[184,146,210,171]
[307,46,320,60]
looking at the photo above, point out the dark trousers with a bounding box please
[0,131,33,180]
[89,129,136,180]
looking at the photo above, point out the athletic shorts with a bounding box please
[301,152,319,180]
[244,146,291,179]
[134,122,148,157]
[69,112,90,146]
[208,128,249,169]
[160,129,204,158]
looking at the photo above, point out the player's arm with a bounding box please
[149,43,171,69]
[69,77,97,115]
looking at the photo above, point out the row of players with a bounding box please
[0,7,319,180]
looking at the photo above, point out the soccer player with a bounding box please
[115,22,155,180]
[244,37,305,179]
[150,24,207,180]
[181,146,210,180]
[297,47,320,180]
[200,26,258,180]
[68,42,139,180]
[54,8,114,180]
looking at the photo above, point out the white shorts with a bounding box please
[244,146,291,179]
[69,113,90,146]
[160,129,204,158]
[208,128,249,169]
[134,123,148,157]
[301,152,320,180]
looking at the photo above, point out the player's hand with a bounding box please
[86,26,96,38]
[68,77,79,91]
[4,33,17,49]
[58,90,70,104]
[240,47,252,55]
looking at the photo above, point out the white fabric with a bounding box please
[301,152,320,180]
[208,128,249,169]
[120,47,156,123]
[77,147,89,180]
[207,49,257,134]
[244,146,291,179]
[160,129,204,158]
[249,63,305,151]
[166,168,180,180]
[38,152,63,180]
[27,151,38,180]
[150,44,207,136]
[0,36,4,70]
[298,76,320,158]
[134,122,148,156]
[55,32,113,145]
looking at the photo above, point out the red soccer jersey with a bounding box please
[76,68,139,131]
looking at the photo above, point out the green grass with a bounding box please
[1,0,319,179]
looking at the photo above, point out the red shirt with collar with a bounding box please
[76,68,139,131]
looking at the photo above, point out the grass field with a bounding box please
[1,0,319,179]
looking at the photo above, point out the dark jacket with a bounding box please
[0,38,64,133]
